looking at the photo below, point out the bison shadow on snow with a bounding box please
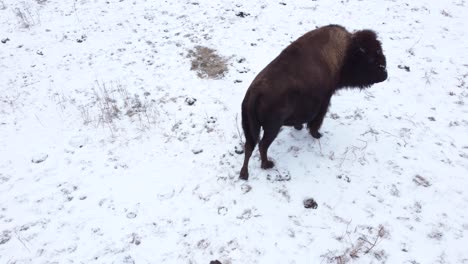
[240,24,388,180]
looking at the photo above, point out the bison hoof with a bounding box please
[311,131,322,139]
[294,124,303,130]
[239,168,249,180]
[261,160,275,169]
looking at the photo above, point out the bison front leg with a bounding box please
[259,124,281,169]
[307,99,330,139]
[307,115,325,139]
[239,140,255,180]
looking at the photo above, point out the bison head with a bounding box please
[340,30,388,89]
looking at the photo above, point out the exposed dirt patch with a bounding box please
[188,46,228,79]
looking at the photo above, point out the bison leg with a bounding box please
[309,129,323,139]
[307,120,324,139]
[307,100,330,139]
[259,125,281,169]
[240,139,255,180]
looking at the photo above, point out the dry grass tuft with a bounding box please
[187,46,228,79]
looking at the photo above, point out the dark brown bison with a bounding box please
[239,24,388,180]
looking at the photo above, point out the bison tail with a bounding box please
[241,91,261,147]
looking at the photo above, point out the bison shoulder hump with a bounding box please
[320,27,351,76]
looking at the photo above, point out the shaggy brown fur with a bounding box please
[239,24,388,180]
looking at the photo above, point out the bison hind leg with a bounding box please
[239,125,260,180]
[259,124,281,170]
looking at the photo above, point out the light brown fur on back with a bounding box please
[319,27,351,76]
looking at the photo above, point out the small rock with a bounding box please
[36,50,43,56]
[237,58,246,63]
[234,79,242,83]
[185,97,197,105]
[192,148,203,154]
[210,261,222,264]
[337,174,351,183]
[31,153,48,163]
[397,65,410,72]
[235,11,250,18]
[237,69,249,75]
[206,116,217,124]
[279,2,287,5]
[1,38,10,44]
[303,198,318,209]
[69,135,88,148]
[428,116,436,121]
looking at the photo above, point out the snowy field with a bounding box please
[1,0,468,263]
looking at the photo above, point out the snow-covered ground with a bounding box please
[1,0,467,263]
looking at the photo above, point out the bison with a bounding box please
[239,24,388,180]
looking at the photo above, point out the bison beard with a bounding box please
[239,24,388,180]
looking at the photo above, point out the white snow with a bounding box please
[1,0,467,263]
